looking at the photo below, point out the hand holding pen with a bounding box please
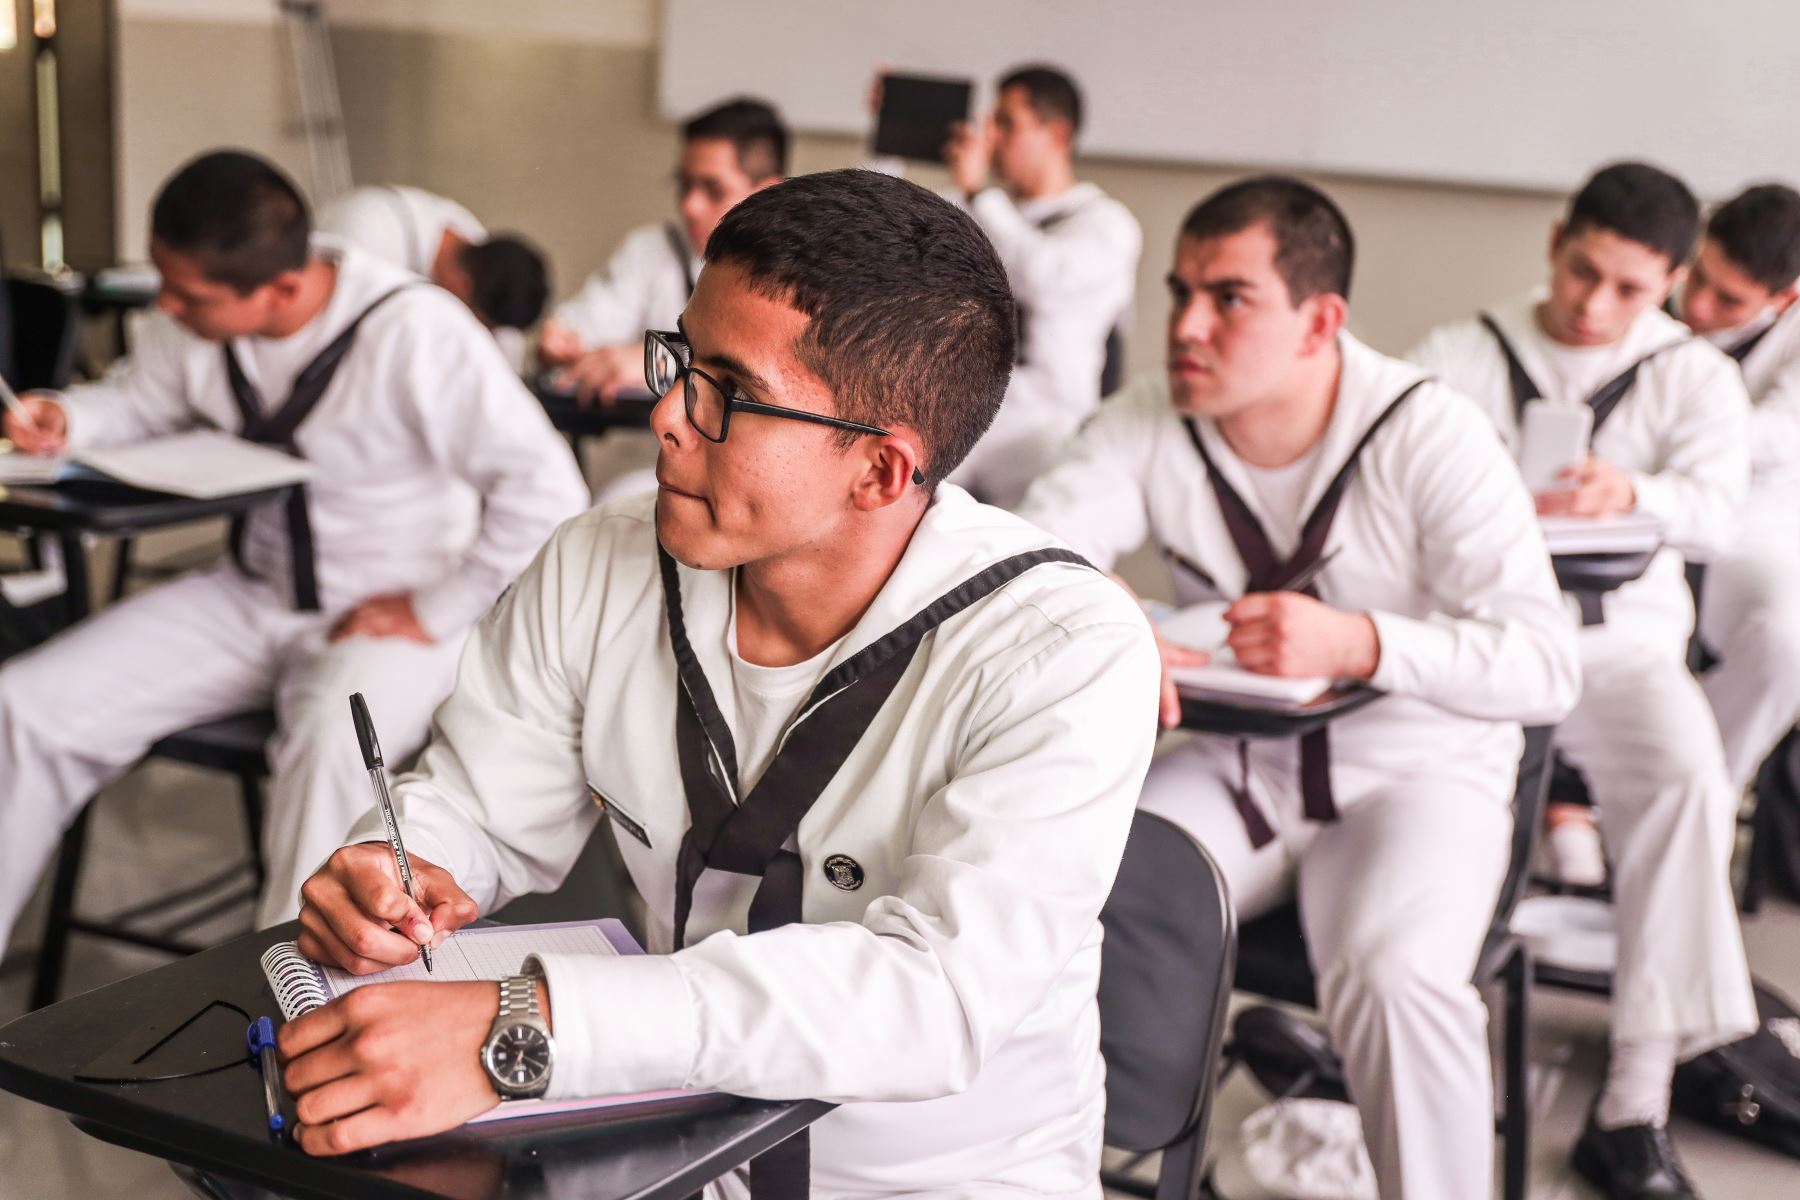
[349,692,433,973]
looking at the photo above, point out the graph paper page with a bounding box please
[321,922,621,998]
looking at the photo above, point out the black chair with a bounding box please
[30,710,274,1010]
[1099,810,1237,1200]
[1225,725,1554,1200]
[4,273,82,393]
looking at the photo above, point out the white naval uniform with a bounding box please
[315,186,486,280]
[0,239,588,945]
[1018,333,1581,1200]
[1694,304,1800,787]
[342,486,1161,1198]
[549,222,699,350]
[948,183,1141,508]
[1410,294,1758,1062]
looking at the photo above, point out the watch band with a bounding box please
[497,974,539,1021]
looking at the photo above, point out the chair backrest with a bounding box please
[1099,809,1236,1194]
[1482,723,1555,962]
[4,275,82,392]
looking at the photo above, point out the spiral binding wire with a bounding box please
[260,941,329,1020]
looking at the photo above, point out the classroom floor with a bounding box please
[5,447,1800,1199]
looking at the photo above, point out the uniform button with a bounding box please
[823,854,864,890]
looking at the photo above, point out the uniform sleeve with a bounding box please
[385,295,591,638]
[1364,395,1581,723]
[1627,354,1751,558]
[59,314,200,449]
[345,523,600,910]
[1013,385,1158,569]
[1749,356,1800,479]
[527,607,1161,1103]
[550,231,668,349]
[968,190,1141,316]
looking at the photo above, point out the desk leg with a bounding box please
[30,807,93,1010]
[59,532,90,626]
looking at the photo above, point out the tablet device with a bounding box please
[1518,399,1593,494]
[874,73,974,162]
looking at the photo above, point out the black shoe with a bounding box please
[1572,1113,1699,1199]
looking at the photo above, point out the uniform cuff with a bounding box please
[1364,609,1451,699]
[524,950,699,1100]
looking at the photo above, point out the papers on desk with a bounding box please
[1539,512,1663,555]
[1156,602,1335,707]
[0,451,65,485]
[0,430,314,498]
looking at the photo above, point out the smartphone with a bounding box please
[1518,400,1593,494]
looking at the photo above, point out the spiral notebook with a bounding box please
[260,918,718,1124]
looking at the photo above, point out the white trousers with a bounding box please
[1699,528,1800,790]
[1557,628,1757,1057]
[1139,735,1512,1200]
[0,567,465,953]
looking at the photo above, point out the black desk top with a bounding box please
[0,478,292,535]
[531,379,657,439]
[0,924,828,1200]
[1551,547,1659,595]
[1179,684,1385,739]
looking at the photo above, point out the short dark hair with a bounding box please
[150,150,310,294]
[682,98,789,181]
[1179,175,1355,302]
[460,235,550,330]
[703,169,1015,488]
[1562,161,1698,270]
[998,64,1082,135]
[1707,184,1800,294]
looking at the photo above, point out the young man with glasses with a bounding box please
[539,98,788,404]
[278,169,1161,1198]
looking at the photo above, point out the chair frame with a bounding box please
[29,712,272,1010]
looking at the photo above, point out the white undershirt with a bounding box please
[1239,441,1324,538]
[726,581,844,793]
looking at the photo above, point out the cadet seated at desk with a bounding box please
[315,183,550,366]
[538,97,789,405]
[1674,185,1800,793]
[0,150,586,943]
[1017,176,1579,1200]
[282,169,1162,1198]
[1410,161,1756,1200]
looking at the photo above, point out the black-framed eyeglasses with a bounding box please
[644,329,925,486]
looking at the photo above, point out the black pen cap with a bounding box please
[348,692,384,770]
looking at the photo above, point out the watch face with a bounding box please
[484,1023,552,1090]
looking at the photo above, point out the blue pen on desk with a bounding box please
[349,692,433,973]
[247,1016,286,1138]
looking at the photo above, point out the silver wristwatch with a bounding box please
[481,974,555,1099]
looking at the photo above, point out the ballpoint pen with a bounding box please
[1268,546,1341,597]
[348,692,433,973]
[247,1016,287,1139]
[0,373,42,435]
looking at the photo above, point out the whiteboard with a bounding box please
[661,0,1800,198]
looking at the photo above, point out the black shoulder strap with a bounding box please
[1182,380,1423,592]
[224,284,415,445]
[1586,337,1692,434]
[1727,311,1788,365]
[1479,314,1543,422]
[664,224,696,297]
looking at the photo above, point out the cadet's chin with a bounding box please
[654,490,728,571]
